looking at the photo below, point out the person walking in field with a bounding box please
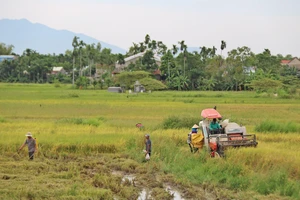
[18,132,36,160]
[144,134,151,160]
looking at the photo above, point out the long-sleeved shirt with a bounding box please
[210,122,220,130]
[24,138,36,152]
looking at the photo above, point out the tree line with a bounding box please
[0,36,299,93]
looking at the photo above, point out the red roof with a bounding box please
[281,60,290,64]
[201,109,222,119]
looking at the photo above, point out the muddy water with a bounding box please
[118,172,185,200]
[164,184,184,200]
[111,171,218,200]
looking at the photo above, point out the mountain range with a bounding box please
[0,18,126,55]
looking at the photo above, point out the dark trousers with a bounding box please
[29,151,34,160]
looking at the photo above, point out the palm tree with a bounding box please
[178,40,187,76]
[132,43,139,54]
[150,40,157,52]
[199,46,208,61]
[212,46,217,57]
[144,34,151,46]
[158,43,167,55]
[86,44,96,83]
[221,40,226,57]
[78,40,86,76]
[139,42,146,53]
[172,45,178,56]
[72,36,79,85]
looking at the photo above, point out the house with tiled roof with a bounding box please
[281,58,300,71]
[280,60,291,65]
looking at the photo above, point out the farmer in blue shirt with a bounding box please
[209,118,221,134]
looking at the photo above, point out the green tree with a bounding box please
[256,49,280,75]
[142,50,158,72]
[116,53,125,65]
[250,78,282,93]
[0,43,14,55]
[78,40,86,76]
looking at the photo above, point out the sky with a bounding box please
[1,0,300,56]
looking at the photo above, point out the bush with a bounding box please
[162,115,199,129]
[53,79,61,87]
[75,77,89,89]
[255,120,300,133]
[139,77,167,91]
[250,78,282,93]
[114,71,150,89]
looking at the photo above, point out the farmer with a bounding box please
[144,134,151,160]
[209,118,221,134]
[18,132,36,160]
[187,124,199,152]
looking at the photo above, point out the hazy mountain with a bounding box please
[0,18,126,55]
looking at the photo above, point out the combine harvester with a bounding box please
[190,108,258,157]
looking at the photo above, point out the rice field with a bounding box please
[0,83,299,199]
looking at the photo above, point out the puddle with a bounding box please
[138,189,151,200]
[112,171,136,185]
[165,184,184,200]
[122,174,135,183]
[111,171,184,200]
[137,185,184,200]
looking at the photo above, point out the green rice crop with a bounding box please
[0,83,299,199]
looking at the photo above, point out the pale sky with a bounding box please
[1,0,300,56]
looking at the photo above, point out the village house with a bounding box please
[281,58,300,71]
[114,52,161,72]
[51,67,66,75]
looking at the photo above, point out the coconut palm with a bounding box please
[178,40,187,76]
[139,42,146,52]
[221,40,226,57]
[150,40,157,52]
[172,45,178,56]
[78,40,86,76]
[86,43,96,83]
[212,46,217,57]
[72,36,79,85]
[144,34,151,46]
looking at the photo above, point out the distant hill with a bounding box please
[0,18,126,55]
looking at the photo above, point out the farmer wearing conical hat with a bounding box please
[18,132,36,160]
[187,124,199,152]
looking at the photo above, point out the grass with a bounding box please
[0,83,300,199]
[255,120,300,133]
